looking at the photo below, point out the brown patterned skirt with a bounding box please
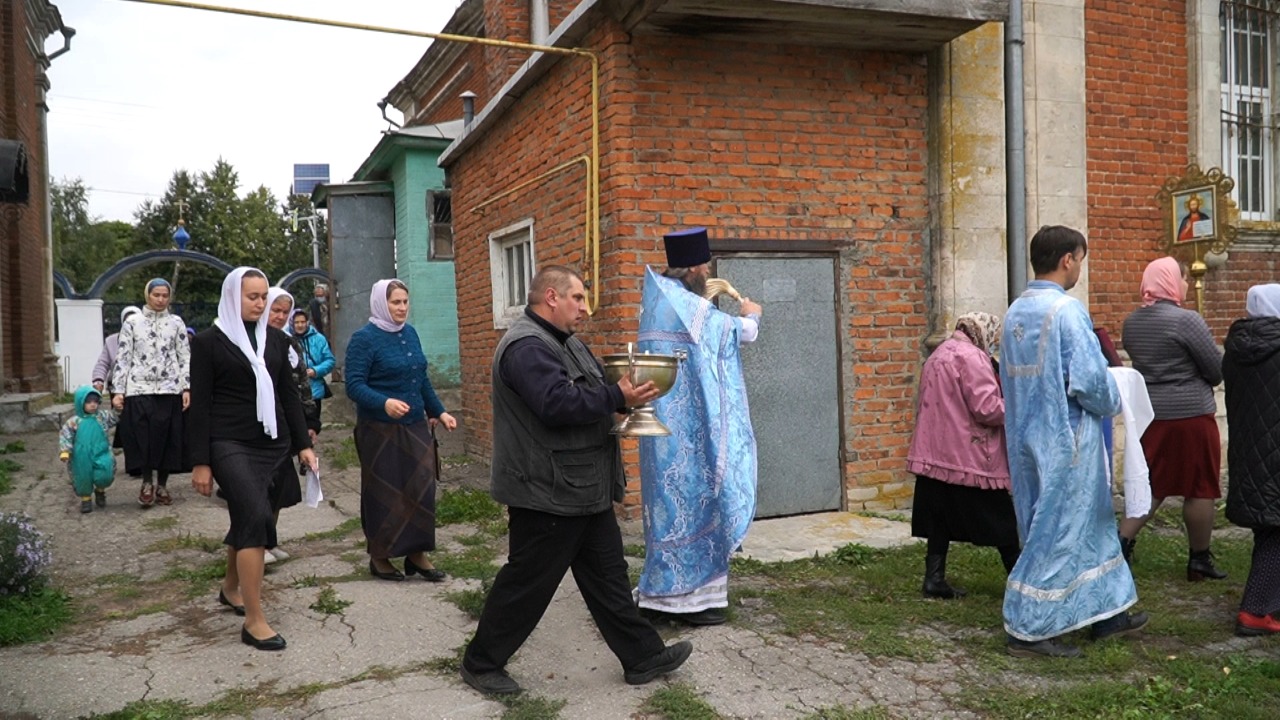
[355,418,439,559]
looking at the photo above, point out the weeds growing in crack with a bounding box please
[497,694,567,720]
[302,516,362,542]
[623,543,647,559]
[641,683,721,719]
[309,586,352,615]
[436,543,501,582]
[161,558,227,597]
[82,697,193,719]
[437,487,503,526]
[424,642,468,674]
[144,532,222,554]
[801,706,896,720]
[444,586,489,620]
[141,516,179,531]
[293,574,322,588]
[328,437,359,471]
[0,587,72,646]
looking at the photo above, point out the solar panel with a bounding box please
[292,163,330,196]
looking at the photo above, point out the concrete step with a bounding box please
[0,393,66,434]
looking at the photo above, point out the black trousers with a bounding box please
[464,506,665,674]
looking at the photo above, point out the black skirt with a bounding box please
[910,475,1019,547]
[269,458,303,512]
[116,394,187,476]
[355,418,439,559]
[211,438,290,550]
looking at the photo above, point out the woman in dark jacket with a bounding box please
[188,268,316,651]
[1224,284,1280,636]
[346,279,457,582]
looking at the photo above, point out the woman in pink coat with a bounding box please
[907,312,1019,599]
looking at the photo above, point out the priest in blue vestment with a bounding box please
[636,228,761,626]
[1000,225,1148,658]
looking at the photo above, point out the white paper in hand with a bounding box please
[305,464,323,508]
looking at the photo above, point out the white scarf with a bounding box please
[214,267,278,439]
[369,278,405,332]
[1246,284,1280,319]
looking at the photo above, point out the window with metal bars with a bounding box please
[488,219,535,328]
[427,190,454,260]
[1222,1,1279,220]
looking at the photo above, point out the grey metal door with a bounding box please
[715,256,841,517]
[328,192,396,376]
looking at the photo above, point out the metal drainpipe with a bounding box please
[461,91,476,129]
[1005,0,1027,304]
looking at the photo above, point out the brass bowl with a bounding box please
[601,353,681,393]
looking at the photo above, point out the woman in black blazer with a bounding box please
[188,267,316,651]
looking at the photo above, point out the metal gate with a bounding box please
[327,191,396,375]
[715,256,842,517]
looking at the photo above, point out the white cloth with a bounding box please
[1108,367,1154,518]
[213,267,278,439]
[369,278,405,332]
[1246,283,1280,319]
[739,314,760,344]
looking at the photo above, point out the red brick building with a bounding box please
[0,0,70,392]
[386,0,1274,514]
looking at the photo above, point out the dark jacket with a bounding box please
[1223,316,1280,529]
[285,334,322,434]
[489,310,624,516]
[187,325,311,466]
[344,322,446,425]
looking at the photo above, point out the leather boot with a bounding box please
[1119,533,1136,566]
[1187,549,1227,581]
[922,553,966,599]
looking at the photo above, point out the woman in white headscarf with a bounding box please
[345,279,457,582]
[188,268,316,651]
[1224,284,1280,636]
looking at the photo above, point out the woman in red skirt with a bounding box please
[1119,257,1226,581]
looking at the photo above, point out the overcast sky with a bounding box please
[47,0,463,222]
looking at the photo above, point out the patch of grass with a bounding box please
[803,707,896,720]
[0,588,73,646]
[309,586,353,615]
[142,516,179,531]
[93,573,141,587]
[145,532,222,554]
[84,698,195,719]
[441,453,476,466]
[293,574,323,589]
[641,683,721,719]
[0,456,21,496]
[437,543,501,582]
[437,487,503,526]
[328,436,359,471]
[497,694,566,720]
[423,642,468,675]
[162,558,227,595]
[457,532,494,547]
[623,543,647,558]
[303,516,362,541]
[103,602,168,620]
[444,586,490,620]
[0,440,25,454]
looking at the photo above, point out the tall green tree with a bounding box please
[52,178,140,296]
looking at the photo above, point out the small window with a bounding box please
[427,190,454,260]
[489,219,535,328]
[1221,1,1277,220]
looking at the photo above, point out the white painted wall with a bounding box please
[54,299,104,393]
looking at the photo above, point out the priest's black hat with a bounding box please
[663,227,711,268]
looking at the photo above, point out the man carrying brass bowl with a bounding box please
[635,227,762,626]
[461,265,693,696]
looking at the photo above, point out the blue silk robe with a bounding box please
[1000,280,1133,641]
[636,268,757,610]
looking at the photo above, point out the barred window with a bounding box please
[1222,1,1279,220]
[427,190,453,260]
[488,219,535,328]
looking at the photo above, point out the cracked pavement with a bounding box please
[0,415,976,719]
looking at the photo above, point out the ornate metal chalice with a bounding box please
[602,343,686,436]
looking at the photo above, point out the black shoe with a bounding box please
[95,490,107,508]
[682,608,728,626]
[1006,635,1082,658]
[460,665,522,695]
[1091,611,1149,641]
[923,553,966,599]
[368,560,405,581]
[240,626,286,651]
[80,498,93,514]
[403,555,447,582]
[218,589,246,616]
[624,640,693,685]
[1188,550,1227,582]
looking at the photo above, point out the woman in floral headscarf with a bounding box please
[1119,257,1226,581]
[906,311,1019,599]
[345,279,457,583]
[111,279,189,507]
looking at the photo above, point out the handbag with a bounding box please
[303,340,335,399]
[319,377,334,400]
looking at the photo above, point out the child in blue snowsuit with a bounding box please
[59,386,118,513]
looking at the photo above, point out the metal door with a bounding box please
[715,256,842,517]
[327,192,396,376]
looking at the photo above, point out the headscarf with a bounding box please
[369,279,406,333]
[1246,284,1280,319]
[1140,257,1184,307]
[145,278,171,295]
[120,306,141,324]
[213,267,277,439]
[266,287,294,315]
[955,312,1002,355]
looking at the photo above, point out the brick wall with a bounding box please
[0,0,57,392]
[447,17,930,510]
[1084,0,1190,342]
[413,41,488,126]
[1203,247,1280,341]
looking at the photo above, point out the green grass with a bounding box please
[802,708,896,720]
[0,456,22,496]
[303,516,362,541]
[144,532,222,554]
[0,588,73,646]
[437,487,503,526]
[161,558,227,596]
[641,683,721,719]
[328,437,359,471]
[308,586,352,615]
[142,516,179,531]
[436,543,501,582]
[84,698,195,719]
[443,587,489,620]
[623,543,647,558]
[497,694,566,720]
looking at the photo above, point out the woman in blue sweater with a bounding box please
[346,279,457,582]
